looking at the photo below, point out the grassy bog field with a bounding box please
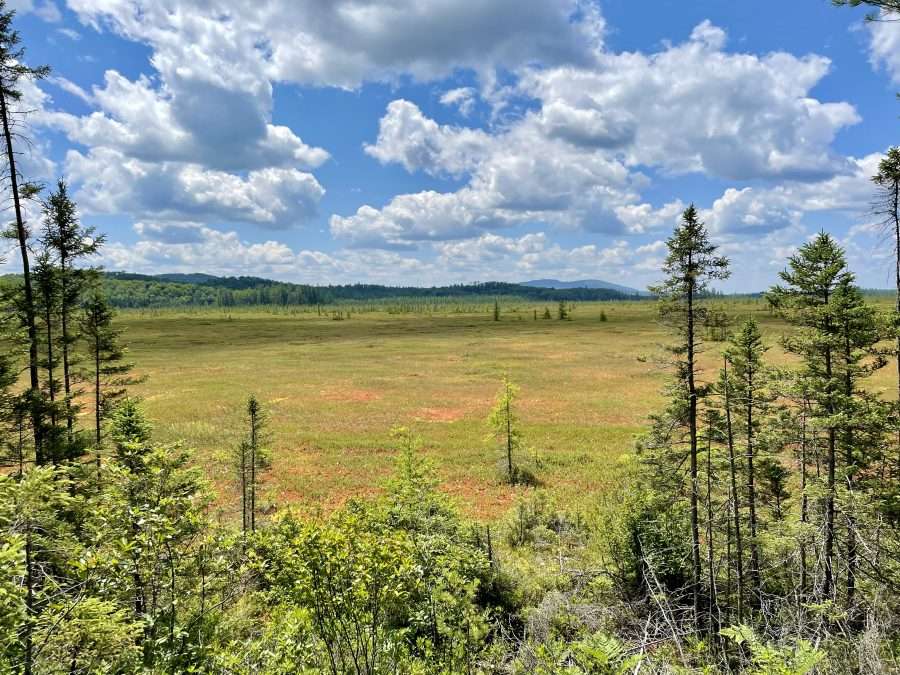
[119,296,897,522]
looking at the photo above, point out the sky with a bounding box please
[2,0,900,292]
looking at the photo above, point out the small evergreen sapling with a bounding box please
[237,395,268,534]
[487,376,535,485]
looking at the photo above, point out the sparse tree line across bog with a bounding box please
[4,0,900,672]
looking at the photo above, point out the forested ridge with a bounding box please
[2,272,637,308]
[4,1,900,673]
[100,273,638,308]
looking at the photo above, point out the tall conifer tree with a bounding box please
[768,233,852,601]
[0,0,49,462]
[43,180,103,438]
[723,318,772,609]
[649,205,729,625]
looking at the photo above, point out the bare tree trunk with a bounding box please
[250,405,257,533]
[0,87,42,463]
[706,416,718,636]
[240,443,247,536]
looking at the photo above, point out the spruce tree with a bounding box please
[0,279,21,469]
[831,276,885,608]
[488,376,524,484]
[80,289,137,462]
[872,147,900,474]
[718,356,745,622]
[32,251,59,422]
[237,395,267,534]
[42,180,104,438]
[649,204,729,625]
[31,249,71,463]
[723,318,773,609]
[0,0,49,462]
[768,233,852,601]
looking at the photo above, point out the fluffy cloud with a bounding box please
[614,201,685,234]
[346,21,861,249]
[95,223,657,287]
[434,232,643,283]
[67,148,325,228]
[440,87,477,116]
[101,225,300,277]
[519,20,859,180]
[98,223,439,284]
[867,17,900,84]
[704,153,881,233]
[364,100,491,177]
[8,0,61,22]
[12,3,879,289]
[49,71,328,172]
[67,0,604,89]
[33,51,329,228]
[702,188,801,235]
[329,189,525,248]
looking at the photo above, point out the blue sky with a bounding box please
[3,0,900,291]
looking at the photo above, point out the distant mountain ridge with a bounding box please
[523,278,648,296]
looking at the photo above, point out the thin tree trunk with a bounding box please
[94,334,101,467]
[686,256,702,626]
[17,409,24,479]
[506,390,513,481]
[823,319,836,601]
[43,294,56,427]
[24,526,33,675]
[746,356,760,608]
[799,398,809,600]
[250,406,257,533]
[843,328,857,609]
[726,484,732,624]
[705,416,718,636]
[723,358,744,622]
[1,87,42,463]
[240,443,247,535]
[60,255,74,440]
[894,181,900,476]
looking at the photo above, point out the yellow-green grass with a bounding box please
[114,297,898,522]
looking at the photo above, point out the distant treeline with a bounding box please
[93,272,642,308]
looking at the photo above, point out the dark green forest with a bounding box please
[99,273,637,308]
[2,272,636,309]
